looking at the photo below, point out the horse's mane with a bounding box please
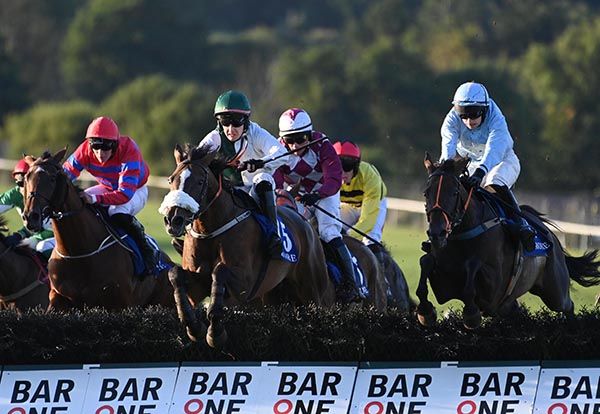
[186,144,233,180]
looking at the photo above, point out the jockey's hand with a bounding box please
[466,168,486,189]
[80,192,94,204]
[238,159,265,173]
[4,232,23,247]
[297,192,320,206]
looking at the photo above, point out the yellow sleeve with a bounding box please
[351,163,386,238]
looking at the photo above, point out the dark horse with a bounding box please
[21,149,174,310]
[0,216,49,311]
[417,154,600,328]
[161,144,334,348]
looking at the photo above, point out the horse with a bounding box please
[275,188,389,311]
[416,154,600,328]
[161,144,335,348]
[0,217,49,311]
[20,149,175,310]
[376,246,415,312]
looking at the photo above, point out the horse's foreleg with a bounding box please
[206,262,231,349]
[462,258,482,329]
[47,288,75,311]
[168,266,206,343]
[416,253,437,326]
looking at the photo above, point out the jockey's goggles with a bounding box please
[282,133,308,145]
[218,115,246,127]
[456,105,485,120]
[340,156,359,172]
[89,138,116,151]
[15,179,24,188]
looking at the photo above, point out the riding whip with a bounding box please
[264,136,328,165]
[310,203,384,247]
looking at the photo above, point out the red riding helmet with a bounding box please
[86,116,120,141]
[333,140,361,160]
[12,159,29,177]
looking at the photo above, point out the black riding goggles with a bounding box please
[282,133,309,145]
[89,139,116,151]
[456,106,486,120]
[218,115,247,127]
[340,157,359,172]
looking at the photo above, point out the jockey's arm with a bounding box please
[352,165,384,237]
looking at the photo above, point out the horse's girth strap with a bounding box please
[0,280,45,303]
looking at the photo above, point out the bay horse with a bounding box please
[275,188,389,311]
[0,217,49,311]
[417,154,600,328]
[161,144,334,348]
[21,149,175,310]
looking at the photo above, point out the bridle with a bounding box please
[425,169,474,236]
[26,162,84,221]
[166,159,223,227]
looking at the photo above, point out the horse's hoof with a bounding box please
[417,308,437,327]
[463,309,482,329]
[206,325,228,349]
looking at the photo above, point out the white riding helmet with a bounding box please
[278,108,312,137]
[452,82,490,107]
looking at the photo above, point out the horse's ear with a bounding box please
[24,155,36,167]
[174,144,185,164]
[455,156,470,173]
[52,147,68,164]
[424,152,435,173]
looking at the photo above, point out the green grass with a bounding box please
[5,194,598,313]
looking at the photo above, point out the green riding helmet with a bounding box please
[214,90,251,117]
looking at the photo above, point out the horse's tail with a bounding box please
[565,249,600,287]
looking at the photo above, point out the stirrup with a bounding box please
[267,235,283,259]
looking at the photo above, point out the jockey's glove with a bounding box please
[298,192,320,206]
[238,159,265,173]
[466,168,486,188]
[5,232,23,247]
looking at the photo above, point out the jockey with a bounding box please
[440,81,535,252]
[0,159,55,258]
[196,90,290,258]
[63,116,159,276]
[333,140,388,265]
[273,108,361,303]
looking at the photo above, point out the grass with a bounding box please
[5,193,598,313]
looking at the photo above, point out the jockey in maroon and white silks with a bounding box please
[273,130,343,242]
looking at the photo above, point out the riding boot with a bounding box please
[255,181,283,259]
[327,237,361,303]
[112,213,160,277]
[492,185,536,252]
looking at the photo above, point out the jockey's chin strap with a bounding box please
[426,170,475,235]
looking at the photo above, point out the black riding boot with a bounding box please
[255,181,283,259]
[112,213,160,277]
[492,185,536,252]
[328,237,361,303]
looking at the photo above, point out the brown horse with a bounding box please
[0,217,49,311]
[417,154,600,328]
[20,149,174,310]
[276,189,388,310]
[161,144,334,348]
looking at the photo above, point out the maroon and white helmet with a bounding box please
[278,108,312,137]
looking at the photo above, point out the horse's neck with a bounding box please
[459,190,496,229]
[192,178,244,234]
[53,186,108,250]
[0,249,39,296]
